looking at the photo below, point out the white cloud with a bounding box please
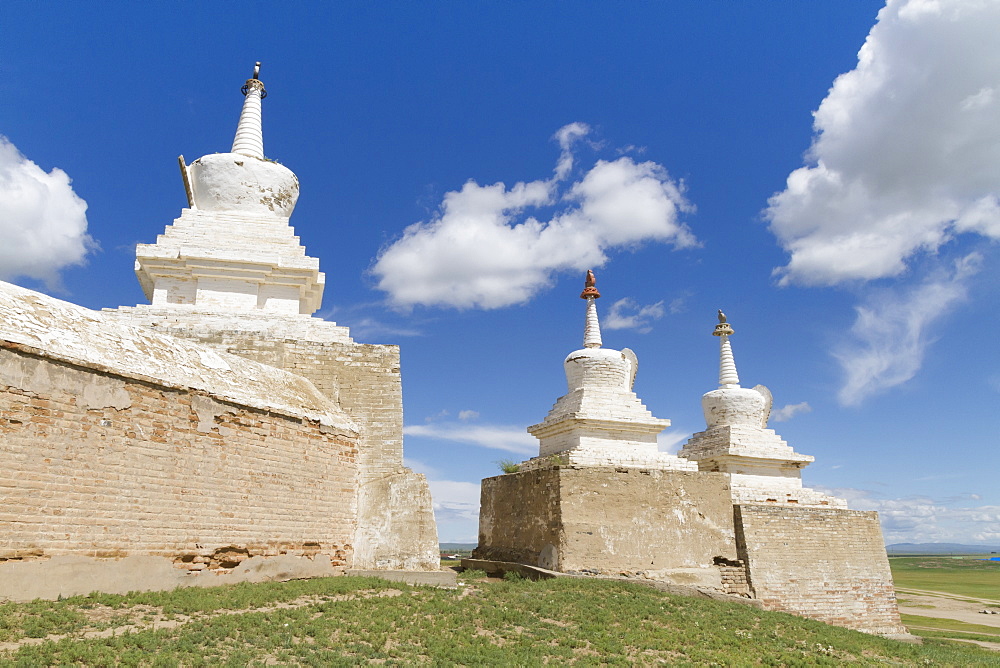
[657,429,691,455]
[668,295,689,315]
[766,0,1000,287]
[820,486,1000,545]
[424,409,450,422]
[835,252,979,405]
[372,123,696,309]
[771,401,812,422]
[340,317,422,341]
[426,478,482,543]
[0,136,94,287]
[427,479,481,524]
[603,298,665,333]
[404,422,537,455]
[403,457,440,479]
[457,410,479,421]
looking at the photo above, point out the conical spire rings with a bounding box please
[581,270,602,349]
[232,62,266,159]
[713,310,740,388]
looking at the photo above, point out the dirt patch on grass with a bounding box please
[897,589,1000,629]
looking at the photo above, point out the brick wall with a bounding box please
[104,311,404,479]
[101,307,440,570]
[0,346,358,572]
[735,504,907,635]
[198,333,405,479]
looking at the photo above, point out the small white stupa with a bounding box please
[134,63,324,315]
[524,271,696,471]
[679,311,844,507]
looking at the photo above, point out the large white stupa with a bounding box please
[134,63,324,316]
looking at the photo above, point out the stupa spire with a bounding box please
[580,270,602,349]
[232,62,267,159]
[714,309,740,388]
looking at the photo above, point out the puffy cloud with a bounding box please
[835,252,979,405]
[457,410,479,421]
[404,421,537,455]
[603,298,665,333]
[0,136,94,286]
[657,430,690,455]
[373,123,696,309]
[821,486,1000,545]
[771,401,812,422]
[766,0,1000,287]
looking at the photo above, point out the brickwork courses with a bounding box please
[105,306,440,570]
[0,346,357,569]
[0,281,372,598]
[734,504,908,636]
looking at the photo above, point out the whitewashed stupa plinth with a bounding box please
[134,63,324,316]
[679,311,844,507]
[523,271,696,471]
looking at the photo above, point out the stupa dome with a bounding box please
[188,154,298,217]
[564,347,632,391]
[702,386,767,427]
[182,63,299,218]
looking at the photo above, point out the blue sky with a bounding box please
[3,1,998,544]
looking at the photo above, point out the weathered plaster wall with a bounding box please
[0,345,358,582]
[475,468,563,568]
[104,307,440,570]
[735,504,907,635]
[476,467,740,589]
[557,468,738,588]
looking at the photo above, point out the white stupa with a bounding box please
[523,271,696,471]
[134,63,324,315]
[679,311,845,507]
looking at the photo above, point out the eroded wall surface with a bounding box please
[105,307,440,570]
[735,504,907,635]
[557,468,738,586]
[476,467,741,589]
[0,345,358,590]
[475,468,563,567]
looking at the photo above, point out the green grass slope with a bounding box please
[0,575,996,666]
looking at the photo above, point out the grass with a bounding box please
[0,575,996,665]
[909,628,1000,644]
[495,458,521,474]
[890,557,1000,601]
[900,613,1000,637]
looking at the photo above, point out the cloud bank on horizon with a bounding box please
[0,137,94,288]
[372,123,697,310]
[766,0,1000,405]
[822,486,1000,545]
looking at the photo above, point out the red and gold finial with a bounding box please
[580,269,601,299]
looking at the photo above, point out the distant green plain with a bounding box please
[890,556,1000,601]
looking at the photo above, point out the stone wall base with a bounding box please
[0,554,344,603]
[736,504,908,636]
[474,466,739,589]
[474,465,910,637]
